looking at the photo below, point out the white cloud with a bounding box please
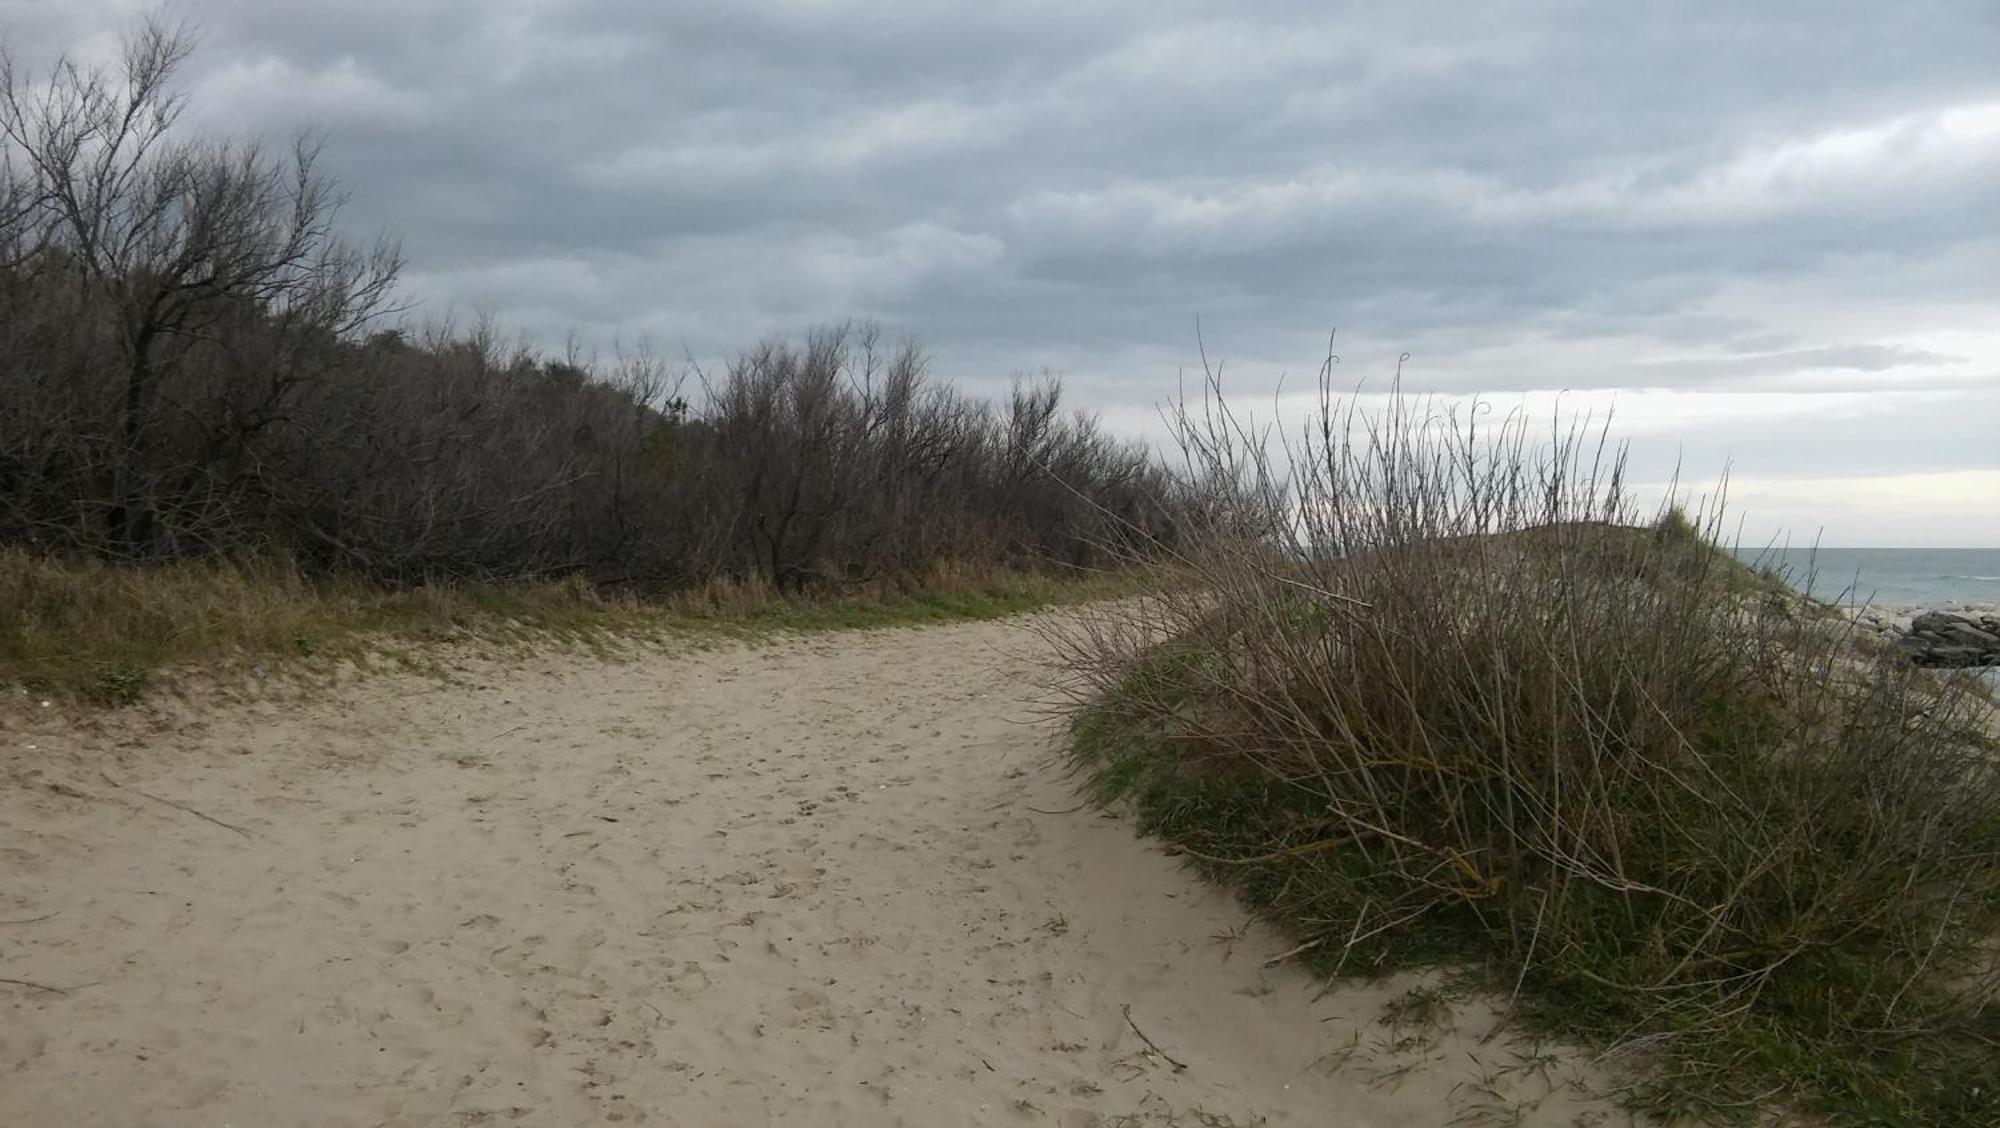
[1702,471,2000,548]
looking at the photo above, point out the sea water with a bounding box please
[1733,546,2000,685]
[1734,547,2000,610]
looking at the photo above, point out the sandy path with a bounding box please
[2,614,1624,1127]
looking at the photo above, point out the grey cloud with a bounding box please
[5,0,1997,541]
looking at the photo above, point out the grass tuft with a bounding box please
[1051,373,2000,1125]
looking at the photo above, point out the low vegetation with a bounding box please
[1054,368,2000,1125]
[1,548,1133,704]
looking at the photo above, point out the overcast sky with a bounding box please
[8,1,1997,545]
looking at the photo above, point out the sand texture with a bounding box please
[2,613,1629,1126]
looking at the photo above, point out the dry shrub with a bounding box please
[1056,362,2000,1124]
[1,22,1178,592]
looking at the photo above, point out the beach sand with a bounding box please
[1,613,1629,1126]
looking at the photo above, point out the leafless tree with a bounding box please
[1,18,1182,591]
[0,17,400,552]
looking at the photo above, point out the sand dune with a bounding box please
[1,613,1629,1126]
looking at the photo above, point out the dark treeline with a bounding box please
[0,21,1182,591]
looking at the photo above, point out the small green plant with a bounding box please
[93,661,147,705]
[1379,982,1466,1045]
[1653,503,1701,545]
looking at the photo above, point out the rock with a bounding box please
[1890,609,2000,669]
[1952,625,1999,647]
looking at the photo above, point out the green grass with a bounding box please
[0,548,1134,704]
[665,575,1122,636]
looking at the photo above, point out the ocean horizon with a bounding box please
[1733,546,2000,609]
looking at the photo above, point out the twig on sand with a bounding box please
[0,912,60,926]
[1026,800,1092,815]
[1122,1003,1189,1072]
[1178,834,1356,867]
[98,772,252,839]
[0,976,70,995]
[492,724,528,740]
[1262,937,1323,968]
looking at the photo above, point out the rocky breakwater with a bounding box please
[1850,607,2000,668]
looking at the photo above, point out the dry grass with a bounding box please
[0,548,1132,704]
[1052,367,2000,1125]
